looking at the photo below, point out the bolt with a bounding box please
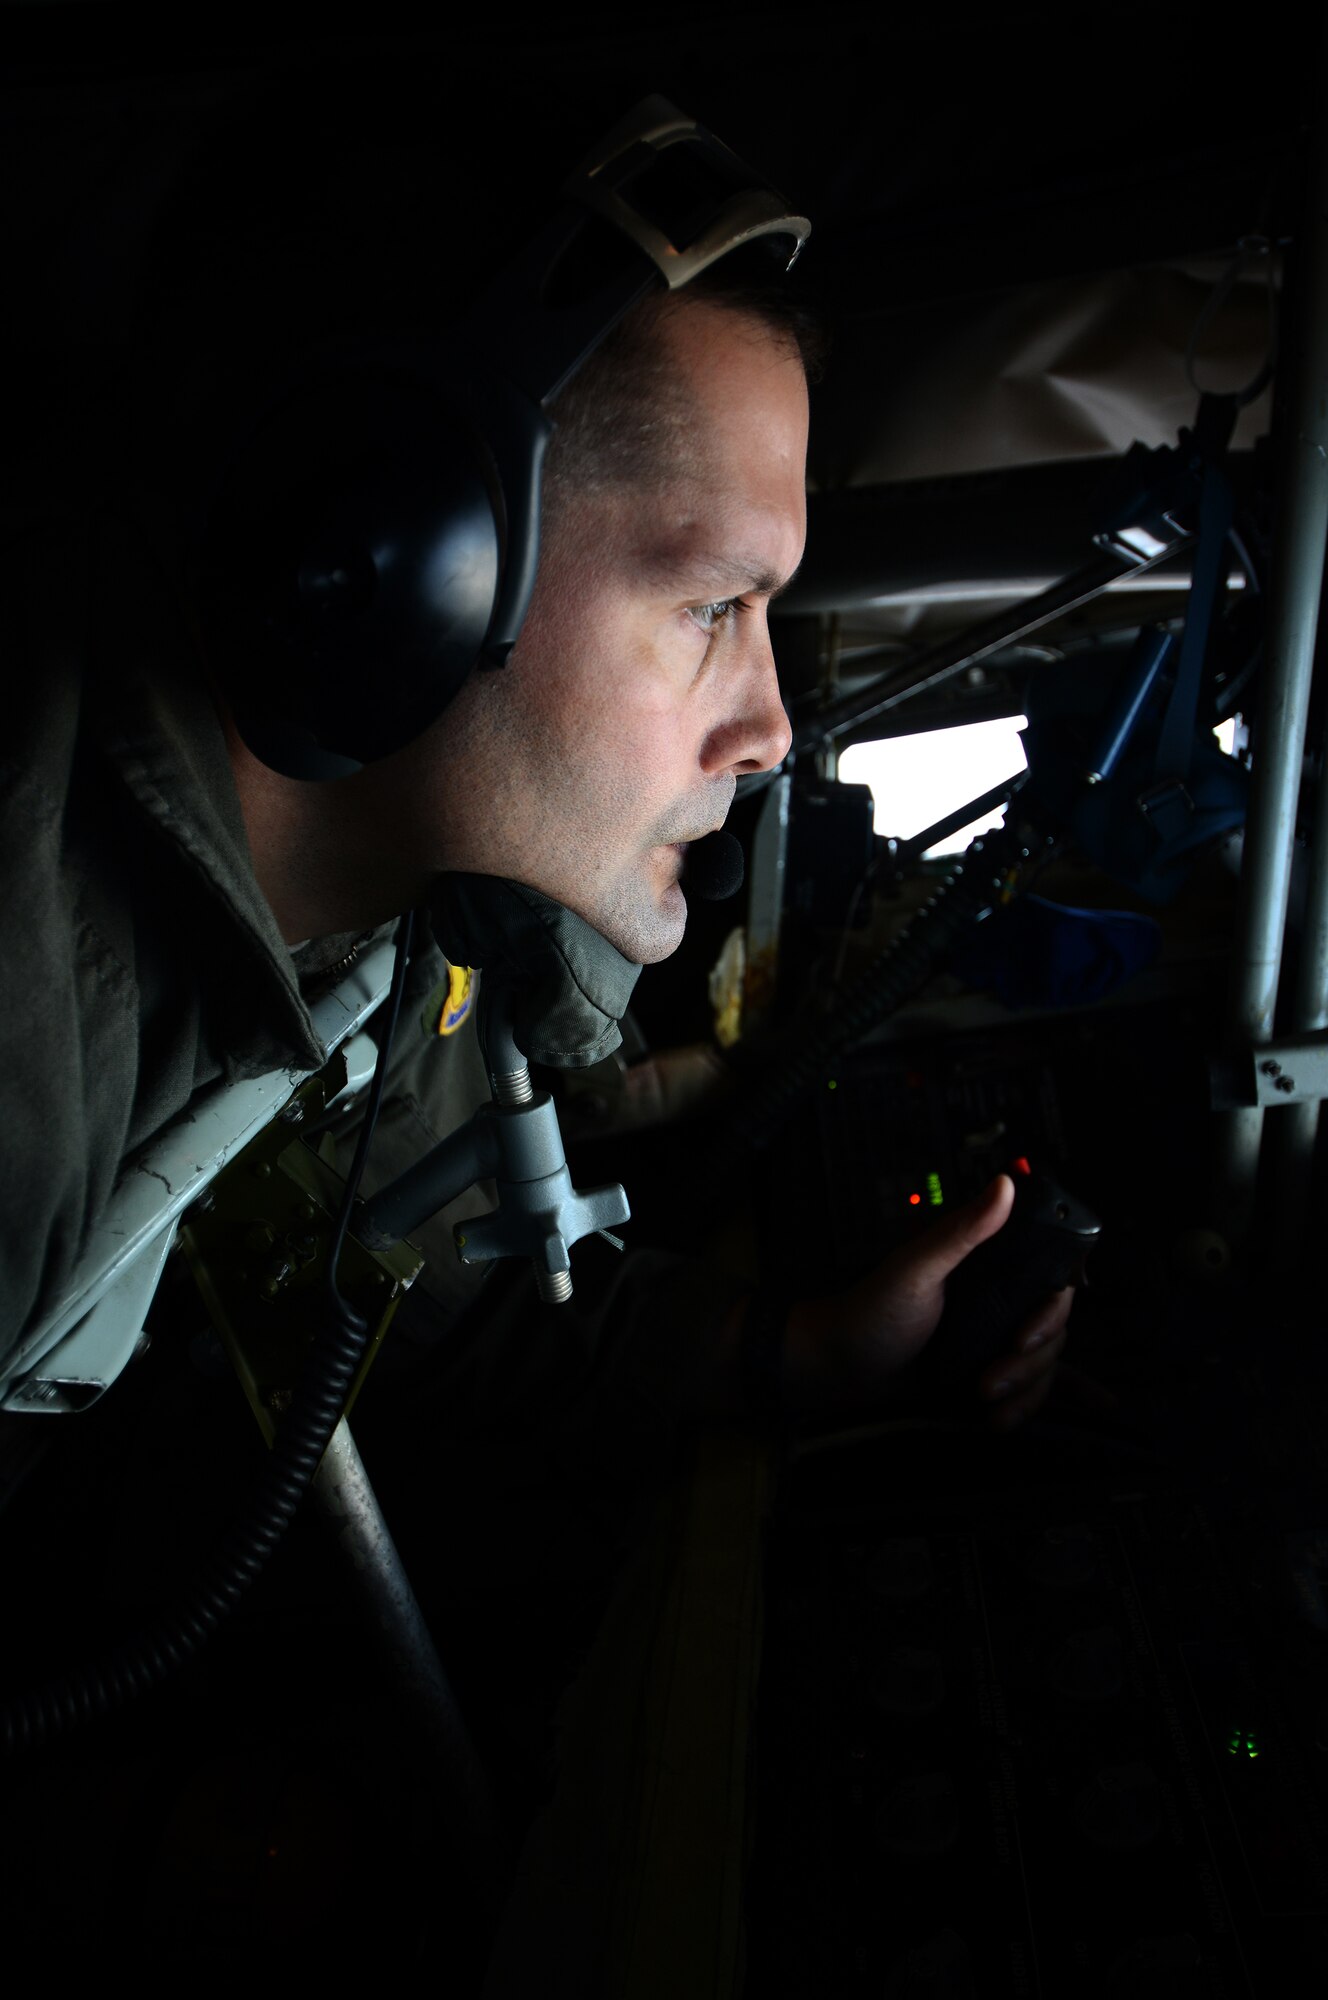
[259,1258,294,1298]
[494,1066,534,1108]
[1260,1059,1281,1078]
[1276,1075,1295,1094]
[268,1388,292,1414]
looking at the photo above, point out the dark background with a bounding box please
[2,8,1324,1993]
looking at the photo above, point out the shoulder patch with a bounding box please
[424,962,475,1037]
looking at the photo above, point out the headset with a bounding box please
[198,96,810,781]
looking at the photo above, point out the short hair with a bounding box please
[543,250,825,511]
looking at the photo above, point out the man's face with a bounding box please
[426,298,806,963]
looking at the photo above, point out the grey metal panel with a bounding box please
[4,1222,179,1414]
[1,941,397,1410]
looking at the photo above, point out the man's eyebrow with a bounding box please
[646,552,803,601]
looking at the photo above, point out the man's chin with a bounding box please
[587,877,688,966]
[636,880,689,964]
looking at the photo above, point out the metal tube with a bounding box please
[357,1112,495,1249]
[311,1417,501,1893]
[1264,681,1328,1257]
[1216,95,1328,1243]
[1085,628,1176,784]
[793,544,1169,752]
[895,772,1027,863]
[1290,734,1328,1037]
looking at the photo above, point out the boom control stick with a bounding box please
[907,1160,1102,1403]
[356,971,629,1303]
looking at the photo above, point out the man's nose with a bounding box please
[701,621,793,777]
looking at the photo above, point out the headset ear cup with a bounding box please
[201,369,503,778]
[188,100,805,780]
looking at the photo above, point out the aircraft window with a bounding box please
[1213,714,1248,760]
[839,713,1029,857]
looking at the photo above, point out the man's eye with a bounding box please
[687,597,741,635]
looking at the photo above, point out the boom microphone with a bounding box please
[682,829,745,901]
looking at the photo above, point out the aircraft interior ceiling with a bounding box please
[2,11,1327,1992]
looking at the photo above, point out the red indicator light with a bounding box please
[909,1192,922,1206]
[1011,1156,1032,1177]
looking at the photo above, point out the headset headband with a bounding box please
[462,95,809,671]
[573,96,810,293]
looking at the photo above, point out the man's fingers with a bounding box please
[980,1291,1071,1406]
[981,1319,1068,1398]
[987,1364,1059,1428]
[900,1173,1015,1294]
[1014,1285,1074,1355]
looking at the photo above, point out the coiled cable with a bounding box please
[2,909,416,1757]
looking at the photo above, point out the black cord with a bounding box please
[2,909,416,1757]
[324,907,415,1329]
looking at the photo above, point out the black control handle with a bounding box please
[909,1165,1101,1401]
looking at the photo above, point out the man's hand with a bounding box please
[781,1174,1072,1429]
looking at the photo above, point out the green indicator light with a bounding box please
[1227,1730,1242,1756]
[1246,1731,1260,1760]
[927,1171,944,1207]
[827,1079,837,1091]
